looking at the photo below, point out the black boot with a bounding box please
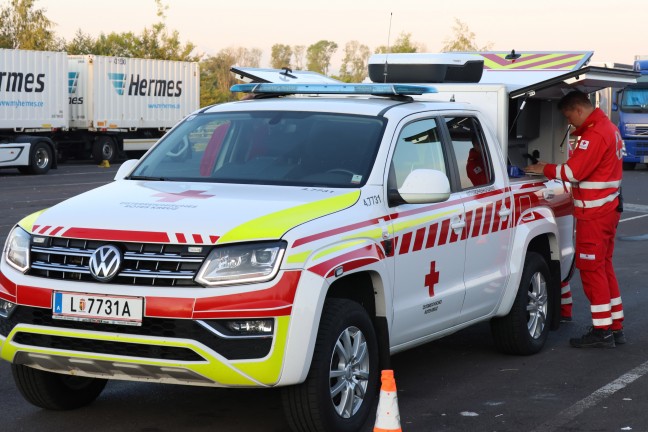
[570,327,615,348]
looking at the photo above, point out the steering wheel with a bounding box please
[326,168,356,176]
[166,136,189,158]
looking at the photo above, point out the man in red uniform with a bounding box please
[526,90,624,348]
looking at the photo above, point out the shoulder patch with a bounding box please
[578,140,590,150]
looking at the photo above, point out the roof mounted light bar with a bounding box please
[230,83,437,96]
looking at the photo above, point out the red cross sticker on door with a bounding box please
[154,190,215,203]
[424,261,440,297]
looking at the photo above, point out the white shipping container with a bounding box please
[0,49,68,130]
[68,55,199,130]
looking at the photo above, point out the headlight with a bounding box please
[195,241,286,287]
[4,226,31,273]
[625,123,637,135]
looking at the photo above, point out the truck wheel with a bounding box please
[282,298,379,432]
[490,252,552,355]
[622,162,636,171]
[11,364,107,410]
[92,136,118,163]
[18,142,53,175]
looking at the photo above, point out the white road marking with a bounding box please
[620,214,648,223]
[531,360,648,431]
[624,203,648,213]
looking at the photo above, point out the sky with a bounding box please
[32,0,648,70]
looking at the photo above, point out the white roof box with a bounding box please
[368,53,484,83]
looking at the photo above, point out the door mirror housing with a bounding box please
[397,169,451,204]
[114,159,139,181]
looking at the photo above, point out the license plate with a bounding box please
[53,292,144,326]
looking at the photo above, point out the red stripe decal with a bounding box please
[308,245,382,277]
[209,236,219,244]
[412,228,426,252]
[399,232,412,255]
[146,297,195,318]
[32,225,40,232]
[425,223,438,249]
[325,257,380,278]
[462,210,473,241]
[17,285,51,308]
[0,271,17,300]
[39,226,51,234]
[193,271,301,318]
[471,207,483,238]
[293,218,384,247]
[438,220,450,246]
[449,222,460,243]
[176,233,187,243]
[62,228,170,243]
[192,234,203,244]
[50,226,63,236]
[482,203,494,236]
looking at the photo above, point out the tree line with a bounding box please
[0,0,492,106]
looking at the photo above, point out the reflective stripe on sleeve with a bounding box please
[579,180,622,189]
[611,297,623,306]
[556,163,577,182]
[611,311,624,320]
[574,192,619,208]
[561,297,573,305]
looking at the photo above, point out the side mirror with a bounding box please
[114,159,139,181]
[398,169,451,204]
[612,102,618,112]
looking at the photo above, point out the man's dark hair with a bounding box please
[558,90,593,111]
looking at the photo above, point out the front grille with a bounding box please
[1,306,273,360]
[13,333,203,361]
[636,141,648,156]
[28,237,208,286]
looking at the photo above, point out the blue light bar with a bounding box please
[230,83,437,95]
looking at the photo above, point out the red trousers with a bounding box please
[575,211,623,330]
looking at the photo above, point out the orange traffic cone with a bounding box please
[374,369,402,432]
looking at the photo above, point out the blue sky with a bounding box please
[34,0,647,68]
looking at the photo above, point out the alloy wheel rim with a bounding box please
[329,325,370,418]
[526,271,548,339]
[34,147,49,169]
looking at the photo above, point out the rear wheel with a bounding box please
[282,298,379,432]
[12,364,107,410]
[18,142,53,175]
[92,136,118,163]
[491,252,552,355]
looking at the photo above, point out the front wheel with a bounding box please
[282,298,379,432]
[18,142,53,175]
[491,252,552,355]
[12,364,107,410]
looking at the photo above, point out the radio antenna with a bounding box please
[383,12,393,83]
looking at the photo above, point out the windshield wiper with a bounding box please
[128,175,167,181]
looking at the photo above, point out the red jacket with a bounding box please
[466,148,488,186]
[543,108,623,220]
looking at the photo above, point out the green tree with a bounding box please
[292,45,305,70]
[65,29,96,55]
[0,0,61,50]
[374,32,425,54]
[306,40,338,74]
[270,44,293,69]
[441,18,493,52]
[339,40,370,83]
[200,46,263,106]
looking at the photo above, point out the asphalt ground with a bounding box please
[0,162,647,432]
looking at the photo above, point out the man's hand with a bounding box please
[524,162,547,175]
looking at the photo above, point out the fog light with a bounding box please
[225,319,274,335]
[0,299,17,318]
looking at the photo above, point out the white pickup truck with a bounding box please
[0,53,637,432]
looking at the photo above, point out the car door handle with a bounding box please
[499,206,511,220]
[543,189,555,200]
[450,217,466,231]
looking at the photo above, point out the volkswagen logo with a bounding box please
[89,245,122,282]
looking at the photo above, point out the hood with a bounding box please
[22,181,360,245]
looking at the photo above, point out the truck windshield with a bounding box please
[621,88,648,112]
[130,111,386,187]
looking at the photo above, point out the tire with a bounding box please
[491,252,552,355]
[18,142,53,175]
[282,298,379,432]
[92,136,118,163]
[11,364,107,410]
[622,162,636,171]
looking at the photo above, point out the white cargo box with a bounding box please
[68,55,199,130]
[0,49,68,130]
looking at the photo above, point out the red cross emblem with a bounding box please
[424,261,440,297]
[154,190,215,203]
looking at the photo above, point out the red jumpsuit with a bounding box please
[543,108,624,330]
